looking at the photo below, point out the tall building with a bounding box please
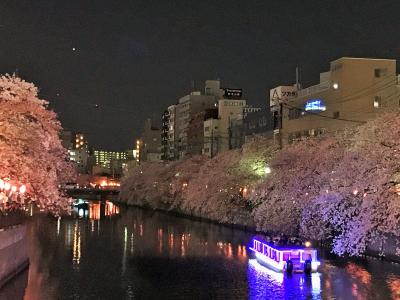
[141,119,162,162]
[272,57,400,146]
[174,80,223,158]
[166,105,176,160]
[202,87,255,157]
[161,110,170,160]
[61,131,90,174]
[94,150,127,169]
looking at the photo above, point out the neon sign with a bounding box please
[305,99,326,112]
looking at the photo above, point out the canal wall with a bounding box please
[117,198,400,263]
[0,225,29,289]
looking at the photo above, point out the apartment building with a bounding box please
[272,57,400,145]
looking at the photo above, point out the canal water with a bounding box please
[2,200,400,299]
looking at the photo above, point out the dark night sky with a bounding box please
[1,1,399,150]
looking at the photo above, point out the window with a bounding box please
[288,108,302,120]
[374,68,387,78]
[333,111,340,119]
[374,96,381,108]
[204,148,209,153]
[205,126,210,132]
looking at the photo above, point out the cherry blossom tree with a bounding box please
[121,111,400,256]
[120,137,277,226]
[0,74,75,213]
[251,112,400,256]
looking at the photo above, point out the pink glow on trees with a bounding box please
[121,111,400,256]
[251,112,400,256]
[0,74,75,213]
[120,137,277,226]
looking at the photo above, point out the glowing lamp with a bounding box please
[305,241,312,247]
[19,185,26,194]
[332,83,339,90]
[4,182,11,191]
[264,166,271,174]
[353,189,359,196]
[11,185,17,192]
[0,179,4,189]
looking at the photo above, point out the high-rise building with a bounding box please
[94,150,127,169]
[161,110,170,160]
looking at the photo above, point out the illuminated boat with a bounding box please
[249,236,320,273]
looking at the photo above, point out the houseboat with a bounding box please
[249,236,320,273]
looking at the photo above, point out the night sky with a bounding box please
[1,1,399,150]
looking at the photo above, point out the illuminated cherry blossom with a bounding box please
[0,74,75,213]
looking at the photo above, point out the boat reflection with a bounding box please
[247,258,322,300]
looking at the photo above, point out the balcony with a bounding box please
[297,81,331,98]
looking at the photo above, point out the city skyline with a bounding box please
[1,1,400,150]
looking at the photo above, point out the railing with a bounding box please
[297,81,331,98]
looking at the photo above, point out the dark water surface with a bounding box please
[2,200,400,300]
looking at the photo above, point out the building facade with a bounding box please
[141,118,162,162]
[161,110,169,160]
[94,150,127,169]
[272,57,400,146]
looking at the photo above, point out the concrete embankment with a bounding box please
[0,225,29,289]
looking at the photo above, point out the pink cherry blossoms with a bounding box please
[121,111,400,257]
[0,74,75,213]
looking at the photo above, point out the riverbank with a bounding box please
[0,224,29,289]
[116,197,400,264]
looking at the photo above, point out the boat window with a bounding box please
[302,252,312,261]
[271,250,276,260]
[283,252,290,261]
[291,251,300,260]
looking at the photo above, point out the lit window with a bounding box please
[374,96,381,108]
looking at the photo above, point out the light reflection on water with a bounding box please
[1,200,400,299]
[247,259,322,299]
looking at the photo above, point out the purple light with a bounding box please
[249,237,321,273]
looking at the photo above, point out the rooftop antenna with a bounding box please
[191,80,195,92]
[295,66,301,90]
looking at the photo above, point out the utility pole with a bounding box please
[210,129,214,158]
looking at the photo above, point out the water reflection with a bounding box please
[2,201,400,299]
[248,259,322,299]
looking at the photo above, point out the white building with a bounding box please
[173,80,223,158]
[203,98,247,157]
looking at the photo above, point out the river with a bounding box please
[1,200,400,299]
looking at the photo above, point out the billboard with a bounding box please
[223,88,242,99]
[269,86,297,107]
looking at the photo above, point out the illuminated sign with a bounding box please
[223,88,242,99]
[305,99,326,112]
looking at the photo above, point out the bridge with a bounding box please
[64,187,119,201]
